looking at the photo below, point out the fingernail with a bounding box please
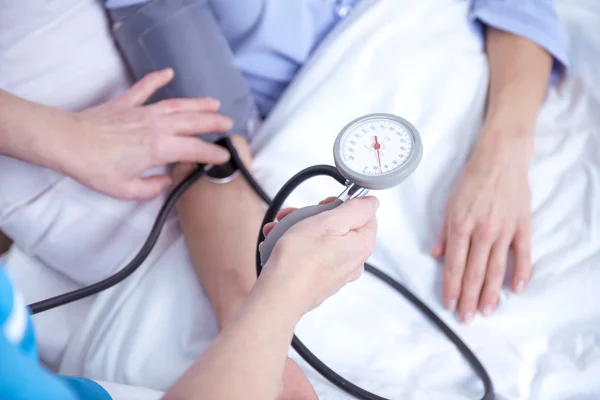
[223,118,234,129]
[164,68,174,78]
[515,280,525,293]
[446,298,457,312]
[481,305,493,317]
[461,312,474,325]
[219,151,230,162]
[370,196,380,209]
[209,98,221,109]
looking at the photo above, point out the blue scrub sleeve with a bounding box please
[0,267,112,400]
[0,332,112,400]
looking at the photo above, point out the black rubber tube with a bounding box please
[28,165,207,315]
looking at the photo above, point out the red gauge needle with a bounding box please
[374,136,382,173]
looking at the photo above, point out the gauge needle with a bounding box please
[374,136,382,173]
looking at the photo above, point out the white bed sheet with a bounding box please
[1,0,599,399]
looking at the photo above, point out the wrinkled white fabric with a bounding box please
[1,0,599,399]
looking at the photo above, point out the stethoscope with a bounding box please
[28,114,495,400]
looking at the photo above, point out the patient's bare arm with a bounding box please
[165,197,378,400]
[176,135,263,328]
[175,136,322,399]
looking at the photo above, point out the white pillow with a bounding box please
[0,0,132,227]
[0,0,167,287]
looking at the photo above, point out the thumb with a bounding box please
[110,68,175,108]
[323,196,379,234]
[431,217,448,257]
[123,175,173,201]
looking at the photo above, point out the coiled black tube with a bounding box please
[28,165,207,315]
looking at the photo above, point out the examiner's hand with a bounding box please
[38,69,232,200]
[260,196,379,316]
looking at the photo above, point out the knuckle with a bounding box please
[120,185,137,202]
[518,216,531,228]
[215,115,233,130]
[365,238,376,255]
[444,262,462,278]
[348,265,365,282]
[162,98,183,113]
[451,215,472,237]
[486,265,505,283]
[320,215,340,235]
[464,269,485,286]
[140,113,157,128]
[515,246,532,264]
[496,221,512,239]
[474,220,497,243]
[146,135,165,160]
[359,240,376,259]
[479,291,497,305]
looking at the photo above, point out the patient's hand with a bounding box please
[432,130,533,324]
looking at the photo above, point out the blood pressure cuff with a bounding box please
[107,0,259,143]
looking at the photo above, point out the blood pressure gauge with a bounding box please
[333,113,423,190]
[260,113,423,265]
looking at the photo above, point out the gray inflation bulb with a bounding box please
[108,0,259,142]
[260,199,344,266]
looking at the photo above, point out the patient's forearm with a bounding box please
[177,135,265,329]
[163,278,300,400]
[481,28,553,144]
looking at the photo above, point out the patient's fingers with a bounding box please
[443,217,472,312]
[431,217,448,258]
[149,97,221,115]
[512,222,532,293]
[457,233,493,324]
[478,237,510,316]
[110,68,174,107]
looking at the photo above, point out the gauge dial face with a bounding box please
[333,114,422,190]
[338,117,414,176]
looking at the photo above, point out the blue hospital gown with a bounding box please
[105,0,568,116]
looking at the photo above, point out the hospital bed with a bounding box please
[1,0,599,399]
